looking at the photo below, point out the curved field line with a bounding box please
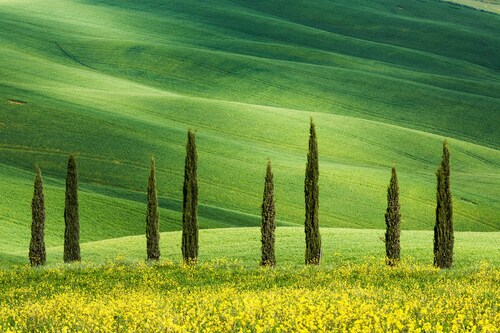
[55,41,97,70]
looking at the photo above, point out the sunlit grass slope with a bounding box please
[444,0,500,14]
[0,0,499,264]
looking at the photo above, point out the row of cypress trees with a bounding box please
[383,141,454,268]
[145,128,200,264]
[29,155,80,266]
[28,122,454,269]
[261,119,454,269]
[29,129,200,266]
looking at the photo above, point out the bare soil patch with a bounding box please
[8,99,27,105]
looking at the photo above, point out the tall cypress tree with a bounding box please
[64,154,80,262]
[146,157,160,261]
[261,160,276,267]
[29,166,46,266]
[304,118,321,265]
[182,129,198,264]
[434,140,454,268]
[385,166,401,266]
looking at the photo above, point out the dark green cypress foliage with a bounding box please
[385,166,401,266]
[304,118,321,265]
[261,160,276,267]
[64,154,80,263]
[434,140,454,268]
[29,166,46,266]
[182,129,198,264]
[146,157,160,261]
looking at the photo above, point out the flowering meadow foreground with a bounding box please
[0,259,498,333]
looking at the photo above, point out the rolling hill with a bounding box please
[0,0,499,265]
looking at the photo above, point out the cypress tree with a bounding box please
[304,118,321,265]
[385,166,401,266]
[29,166,46,266]
[182,129,198,264]
[261,160,276,267]
[64,154,80,262]
[146,157,160,261]
[434,140,454,268]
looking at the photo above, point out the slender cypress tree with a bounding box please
[385,166,401,266]
[434,140,454,268]
[146,157,160,261]
[29,166,46,266]
[261,160,276,267]
[182,129,198,264]
[64,154,80,262]
[304,118,321,265]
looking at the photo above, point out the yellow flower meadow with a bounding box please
[0,259,497,332]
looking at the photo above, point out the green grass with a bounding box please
[2,227,498,269]
[0,0,499,266]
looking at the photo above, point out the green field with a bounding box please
[0,0,499,267]
[3,227,499,269]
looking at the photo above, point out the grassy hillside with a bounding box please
[0,0,499,264]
